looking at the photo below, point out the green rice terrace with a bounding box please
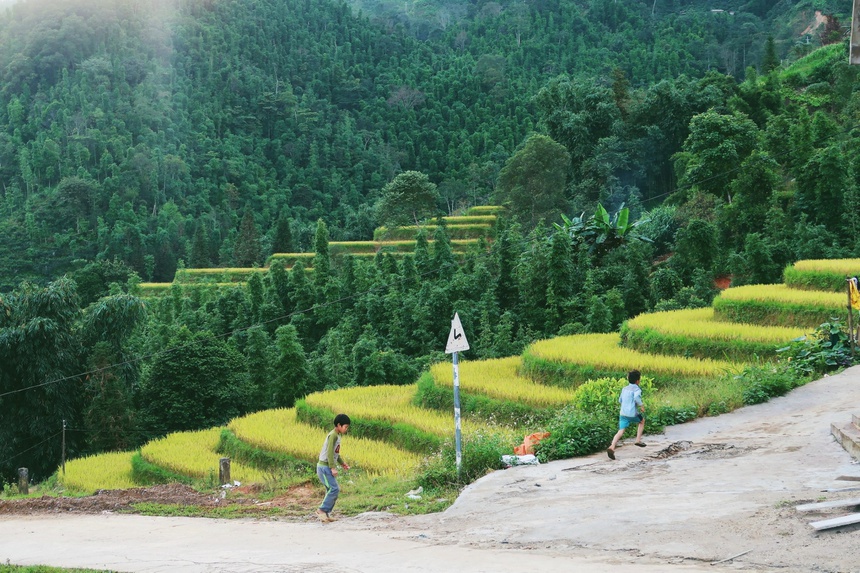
[53,257,860,514]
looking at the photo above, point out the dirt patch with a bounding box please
[0,484,224,515]
[714,275,731,290]
[0,482,319,517]
[650,440,752,460]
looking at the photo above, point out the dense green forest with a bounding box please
[0,0,849,285]
[2,0,860,481]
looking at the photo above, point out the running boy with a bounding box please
[316,413,351,522]
[607,370,646,460]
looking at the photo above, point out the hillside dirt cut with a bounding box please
[1,367,860,573]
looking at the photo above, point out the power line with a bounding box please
[0,256,464,400]
[643,120,860,206]
[0,432,63,467]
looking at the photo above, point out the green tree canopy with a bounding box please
[137,327,250,436]
[376,171,439,228]
[271,324,310,407]
[674,110,759,201]
[495,134,570,229]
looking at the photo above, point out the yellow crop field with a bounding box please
[430,357,576,407]
[626,308,808,342]
[466,205,504,215]
[140,282,241,296]
[266,253,315,261]
[60,450,137,493]
[138,282,172,293]
[328,239,477,250]
[229,408,420,476]
[141,428,271,484]
[175,267,267,278]
[716,284,845,306]
[792,259,860,274]
[441,215,497,225]
[305,385,482,436]
[527,333,744,378]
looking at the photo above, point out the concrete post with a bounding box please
[17,468,28,495]
[219,458,231,485]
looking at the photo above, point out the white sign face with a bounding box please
[445,312,470,354]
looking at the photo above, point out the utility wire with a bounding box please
[642,119,860,206]
[0,432,63,467]
[0,256,463,400]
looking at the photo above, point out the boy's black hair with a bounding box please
[628,370,641,384]
[334,413,351,427]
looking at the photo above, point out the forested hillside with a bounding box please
[0,0,847,287]
[3,0,860,482]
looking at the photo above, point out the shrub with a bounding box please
[736,364,799,405]
[569,376,656,418]
[777,319,855,377]
[417,430,513,488]
[647,405,697,428]
[534,409,616,462]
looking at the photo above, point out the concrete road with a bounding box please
[2,512,719,572]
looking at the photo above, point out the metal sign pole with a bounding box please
[445,312,469,477]
[61,419,66,474]
[453,351,462,475]
[851,0,860,64]
[848,279,855,357]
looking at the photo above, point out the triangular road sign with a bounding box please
[445,312,470,354]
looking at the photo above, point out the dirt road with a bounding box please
[2,366,859,573]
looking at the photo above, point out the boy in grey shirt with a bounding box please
[316,413,351,522]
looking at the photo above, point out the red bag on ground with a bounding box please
[513,432,550,455]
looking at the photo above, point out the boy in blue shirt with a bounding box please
[607,370,646,460]
[316,413,351,522]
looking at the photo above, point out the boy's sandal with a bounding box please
[634,442,647,447]
[606,448,615,460]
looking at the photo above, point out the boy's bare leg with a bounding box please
[607,428,625,459]
[634,420,646,445]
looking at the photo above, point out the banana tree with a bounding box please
[554,203,651,257]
